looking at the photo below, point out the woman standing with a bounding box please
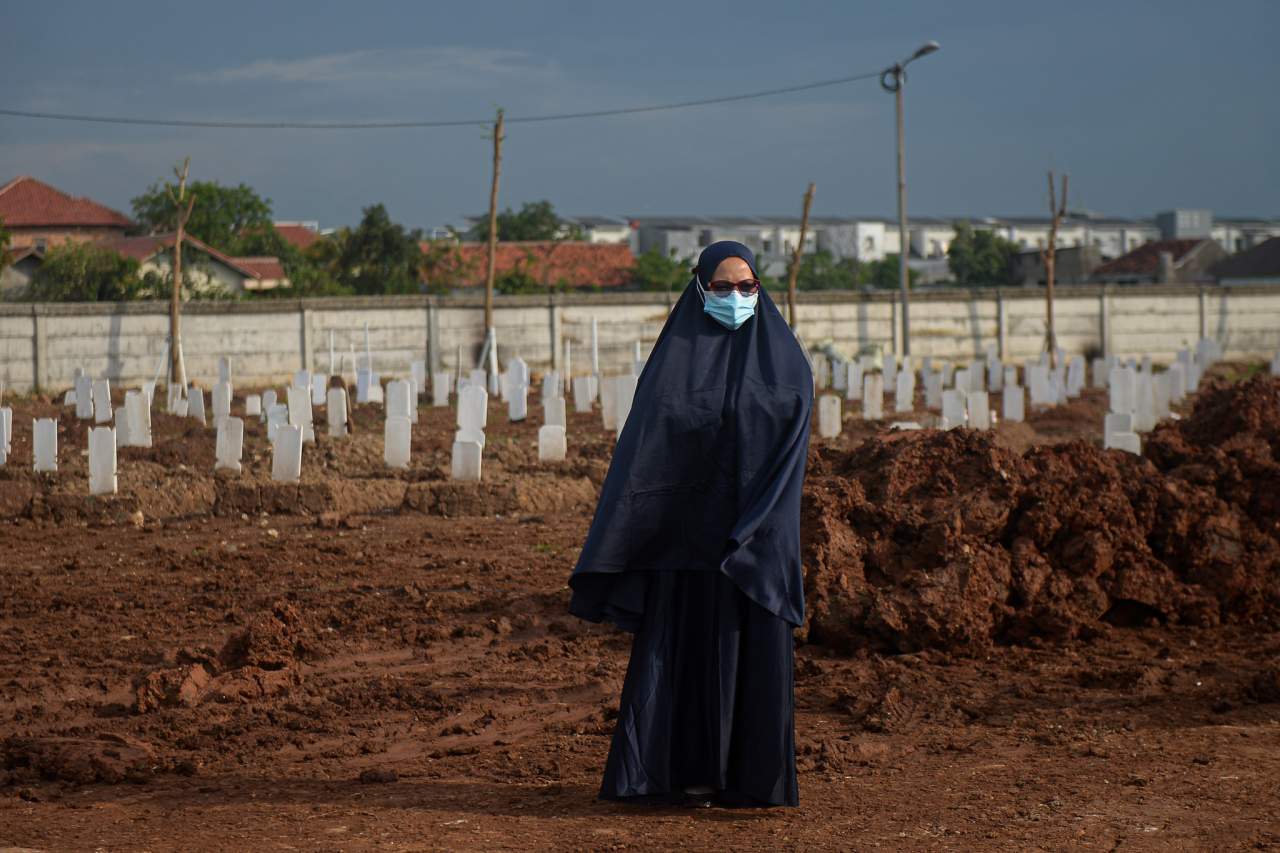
[569,241,812,808]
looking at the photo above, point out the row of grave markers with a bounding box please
[812,338,1240,443]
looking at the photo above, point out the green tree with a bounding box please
[632,248,692,292]
[232,225,349,298]
[420,239,480,294]
[131,180,273,252]
[26,242,147,302]
[947,221,1019,286]
[858,254,917,289]
[337,204,424,295]
[795,250,858,290]
[471,200,583,242]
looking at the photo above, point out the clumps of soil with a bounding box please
[133,601,323,713]
[3,733,158,785]
[802,376,1280,653]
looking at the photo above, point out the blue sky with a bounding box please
[2,0,1276,231]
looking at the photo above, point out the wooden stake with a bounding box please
[787,183,816,328]
[1041,171,1068,368]
[166,157,195,390]
[484,110,504,334]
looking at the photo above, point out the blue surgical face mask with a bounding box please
[696,281,758,331]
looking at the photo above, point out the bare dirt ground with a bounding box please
[1,367,1277,851]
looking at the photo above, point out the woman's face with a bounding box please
[709,257,754,293]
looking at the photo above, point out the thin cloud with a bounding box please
[182,46,563,90]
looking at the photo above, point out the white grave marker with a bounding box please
[572,376,593,413]
[266,403,289,443]
[271,424,303,483]
[245,394,262,418]
[1003,384,1025,423]
[88,426,116,495]
[260,390,276,421]
[600,378,618,432]
[895,371,914,413]
[91,379,112,424]
[287,385,314,443]
[74,375,94,420]
[863,374,884,420]
[1091,357,1109,389]
[431,371,452,407]
[538,425,567,462]
[614,375,638,434]
[212,381,232,424]
[187,386,206,426]
[217,356,232,384]
[124,390,152,448]
[450,440,482,482]
[941,389,967,429]
[385,379,413,419]
[327,387,348,437]
[33,418,57,472]
[967,391,991,430]
[0,406,10,465]
[215,417,244,474]
[508,381,529,422]
[845,362,863,401]
[817,394,842,439]
[384,415,411,469]
[544,396,567,429]
[457,385,488,432]
[311,373,328,407]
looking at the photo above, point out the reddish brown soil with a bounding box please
[1,371,1278,850]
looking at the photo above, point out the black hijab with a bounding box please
[568,242,813,631]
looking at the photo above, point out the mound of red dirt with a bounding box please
[802,375,1280,653]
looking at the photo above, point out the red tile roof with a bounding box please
[232,256,287,280]
[96,233,269,280]
[274,223,321,251]
[1094,238,1207,277]
[421,241,636,288]
[0,176,133,228]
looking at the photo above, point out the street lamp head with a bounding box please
[910,40,940,61]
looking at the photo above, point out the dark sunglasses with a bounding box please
[706,278,761,296]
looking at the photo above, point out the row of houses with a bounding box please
[0,176,291,298]
[4,175,1279,299]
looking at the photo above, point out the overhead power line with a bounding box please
[0,69,883,130]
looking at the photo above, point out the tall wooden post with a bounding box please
[1042,170,1068,369]
[484,110,504,335]
[167,157,195,388]
[787,182,816,328]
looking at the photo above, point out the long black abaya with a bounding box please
[568,243,812,808]
[599,571,798,806]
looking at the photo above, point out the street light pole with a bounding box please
[880,41,940,360]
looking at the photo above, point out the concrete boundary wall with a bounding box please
[1,283,1278,392]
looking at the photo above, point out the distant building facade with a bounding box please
[0,176,133,250]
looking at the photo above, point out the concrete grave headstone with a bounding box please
[455,426,486,449]
[75,375,94,420]
[572,376,593,413]
[542,371,561,402]
[450,440,482,482]
[88,426,116,495]
[356,368,373,403]
[923,371,943,410]
[862,373,884,420]
[431,372,451,407]
[883,355,897,392]
[1153,372,1172,419]
[894,371,915,413]
[33,418,57,472]
[260,390,277,421]
[311,373,328,407]
[212,382,232,424]
[1091,357,1109,389]
[1168,363,1186,403]
[167,382,183,415]
[940,362,955,387]
[411,360,426,394]
[245,394,262,418]
[954,368,969,392]
[600,378,619,432]
[386,379,412,420]
[544,396,567,429]
[0,406,10,465]
[187,386,206,426]
[988,360,1004,393]
[287,385,314,443]
[327,387,348,437]
[967,391,991,430]
[125,390,152,448]
[845,362,863,401]
[1003,384,1025,423]
[941,389,966,429]
[817,394,842,439]
[384,415,411,469]
[508,382,528,422]
[1028,365,1052,407]
[538,425,567,462]
[271,424,303,483]
[215,417,244,474]
[457,385,488,432]
[1066,357,1085,397]
[614,375,638,434]
[266,403,289,443]
[1109,367,1135,414]
[91,379,112,424]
